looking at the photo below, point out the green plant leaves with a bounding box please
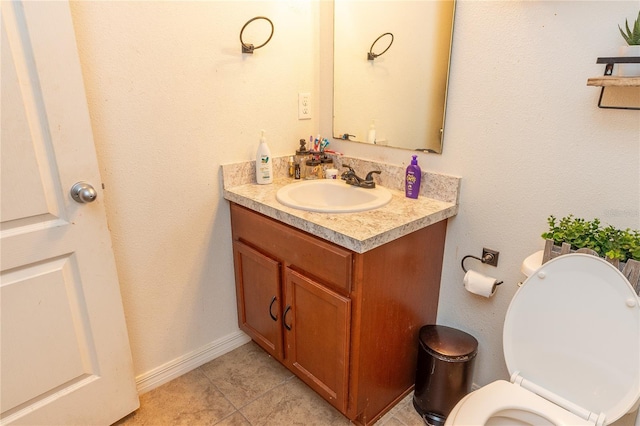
[542,214,640,262]
[619,10,640,45]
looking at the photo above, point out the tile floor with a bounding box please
[115,341,424,426]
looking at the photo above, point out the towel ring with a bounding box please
[240,16,274,54]
[367,32,394,61]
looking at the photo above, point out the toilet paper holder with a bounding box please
[461,249,503,285]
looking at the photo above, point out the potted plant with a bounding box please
[542,215,640,261]
[617,10,640,76]
[541,215,640,292]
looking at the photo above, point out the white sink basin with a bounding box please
[276,179,392,213]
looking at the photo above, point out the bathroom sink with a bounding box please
[276,179,392,213]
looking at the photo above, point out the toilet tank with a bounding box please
[521,250,543,277]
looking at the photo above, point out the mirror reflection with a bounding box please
[333,0,455,154]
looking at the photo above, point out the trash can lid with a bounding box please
[419,325,478,361]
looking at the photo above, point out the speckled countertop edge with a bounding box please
[222,156,461,253]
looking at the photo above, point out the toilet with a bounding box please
[445,253,640,426]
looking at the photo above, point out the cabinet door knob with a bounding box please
[269,296,278,321]
[283,305,292,331]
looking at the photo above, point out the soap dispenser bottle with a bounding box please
[367,120,376,144]
[405,155,421,199]
[256,130,273,184]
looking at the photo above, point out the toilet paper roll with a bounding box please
[463,269,498,298]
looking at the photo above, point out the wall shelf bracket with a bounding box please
[587,56,640,110]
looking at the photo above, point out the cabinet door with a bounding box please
[233,241,283,360]
[283,268,351,413]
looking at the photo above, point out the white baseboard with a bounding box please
[135,330,251,394]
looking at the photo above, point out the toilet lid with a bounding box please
[503,253,640,423]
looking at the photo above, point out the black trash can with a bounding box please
[413,325,478,426]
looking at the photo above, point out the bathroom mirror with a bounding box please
[333,0,455,154]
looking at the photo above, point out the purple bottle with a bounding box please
[405,155,421,199]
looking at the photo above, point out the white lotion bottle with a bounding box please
[256,130,273,184]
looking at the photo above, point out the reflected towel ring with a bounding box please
[240,16,274,54]
[367,32,394,61]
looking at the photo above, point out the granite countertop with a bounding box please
[222,156,461,253]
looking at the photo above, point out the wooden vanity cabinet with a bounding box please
[230,203,447,425]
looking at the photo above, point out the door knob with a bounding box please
[70,182,97,203]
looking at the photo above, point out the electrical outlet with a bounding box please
[298,92,311,120]
[482,248,500,267]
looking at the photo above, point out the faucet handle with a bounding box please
[341,164,355,180]
[365,170,381,182]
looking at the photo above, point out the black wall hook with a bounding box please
[240,16,274,54]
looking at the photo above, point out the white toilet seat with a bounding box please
[445,254,640,425]
[445,380,593,426]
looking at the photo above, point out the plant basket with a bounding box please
[542,239,640,295]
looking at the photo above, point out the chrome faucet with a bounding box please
[341,165,381,189]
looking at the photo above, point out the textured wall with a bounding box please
[70,0,640,390]
[328,1,640,386]
[70,1,320,378]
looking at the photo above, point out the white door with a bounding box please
[0,1,139,424]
